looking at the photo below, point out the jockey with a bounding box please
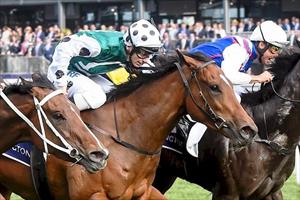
[47,19,163,111]
[186,20,288,157]
[190,20,288,90]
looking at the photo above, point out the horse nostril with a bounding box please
[240,126,257,140]
[89,150,109,163]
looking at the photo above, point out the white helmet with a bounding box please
[123,19,163,53]
[250,20,288,48]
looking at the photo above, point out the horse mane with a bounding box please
[2,73,55,95]
[241,46,300,106]
[106,51,212,102]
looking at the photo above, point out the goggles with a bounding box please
[135,48,153,59]
[268,44,282,54]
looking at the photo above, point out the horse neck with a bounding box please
[94,69,187,153]
[0,94,34,152]
[252,62,300,147]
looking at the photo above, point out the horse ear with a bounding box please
[19,76,33,94]
[20,76,30,86]
[175,49,185,65]
[31,73,42,82]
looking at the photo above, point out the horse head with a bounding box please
[175,50,258,146]
[5,73,109,173]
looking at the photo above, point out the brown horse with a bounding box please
[153,47,300,200]
[0,73,108,172]
[0,51,257,200]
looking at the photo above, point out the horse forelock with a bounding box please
[3,84,31,95]
[2,73,55,95]
[241,47,300,106]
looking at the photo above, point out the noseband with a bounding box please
[174,60,228,130]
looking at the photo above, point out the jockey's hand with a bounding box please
[250,71,274,84]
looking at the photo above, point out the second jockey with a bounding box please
[185,20,288,157]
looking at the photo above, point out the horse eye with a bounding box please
[52,112,66,121]
[209,85,220,92]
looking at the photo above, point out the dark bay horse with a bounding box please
[0,51,257,200]
[0,73,108,172]
[153,47,300,200]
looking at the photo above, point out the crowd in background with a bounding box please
[159,16,300,52]
[0,16,299,62]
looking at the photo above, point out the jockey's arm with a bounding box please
[221,44,252,85]
[47,34,101,90]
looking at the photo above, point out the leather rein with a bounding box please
[255,80,300,155]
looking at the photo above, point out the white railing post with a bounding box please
[296,145,300,185]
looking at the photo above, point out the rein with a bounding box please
[254,80,300,155]
[174,61,228,130]
[112,98,161,156]
[85,100,161,156]
[0,89,81,160]
[98,57,229,156]
[270,80,300,103]
[255,136,297,156]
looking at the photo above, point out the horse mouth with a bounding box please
[79,157,108,173]
[236,127,256,147]
[76,149,109,173]
[222,125,256,147]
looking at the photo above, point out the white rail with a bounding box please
[296,145,300,185]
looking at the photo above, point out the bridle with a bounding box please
[0,88,82,161]
[91,56,229,156]
[174,58,229,130]
[255,80,300,155]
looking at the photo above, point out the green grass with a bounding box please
[282,174,300,200]
[165,173,300,200]
[11,174,300,200]
[11,194,22,200]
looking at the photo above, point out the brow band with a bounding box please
[196,60,216,70]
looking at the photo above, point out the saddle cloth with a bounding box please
[162,116,207,158]
[163,116,197,155]
[2,142,32,167]
[162,128,186,155]
[2,143,53,200]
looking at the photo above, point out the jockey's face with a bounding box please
[126,46,152,68]
[259,42,281,65]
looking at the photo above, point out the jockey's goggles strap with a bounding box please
[259,25,267,42]
[257,25,270,55]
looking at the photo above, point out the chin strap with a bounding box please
[255,41,269,63]
[255,25,271,62]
